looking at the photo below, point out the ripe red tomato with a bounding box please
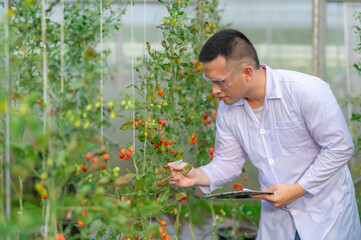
[42,194,48,200]
[119,153,124,159]
[99,164,106,170]
[57,234,66,240]
[127,152,131,158]
[77,221,84,228]
[193,60,198,66]
[121,148,126,155]
[85,152,92,160]
[209,148,215,155]
[191,135,196,144]
[92,157,99,163]
[102,154,110,161]
[81,199,87,206]
[243,176,249,182]
[158,120,166,126]
[134,121,139,129]
[158,89,164,96]
[124,155,129,160]
[159,220,167,226]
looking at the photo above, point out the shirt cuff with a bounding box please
[298,179,318,196]
[198,166,216,194]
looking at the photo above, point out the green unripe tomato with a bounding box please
[83,120,90,129]
[86,104,92,111]
[112,167,120,173]
[108,100,115,108]
[110,111,116,120]
[75,119,81,128]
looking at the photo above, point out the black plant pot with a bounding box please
[217,225,257,240]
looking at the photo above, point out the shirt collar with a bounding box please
[228,64,282,107]
[264,64,282,100]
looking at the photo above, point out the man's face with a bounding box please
[202,56,248,105]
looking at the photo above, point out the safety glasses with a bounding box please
[202,65,242,90]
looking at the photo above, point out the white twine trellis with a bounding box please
[41,0,51,237]
[4,1,11,238]
[100,0,104,150]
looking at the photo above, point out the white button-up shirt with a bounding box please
[199,65,361,240]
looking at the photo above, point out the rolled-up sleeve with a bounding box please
[298,80,354,195]
[199,103,247,194]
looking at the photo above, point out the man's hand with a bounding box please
[252,183,307,208]
[168,162,210,188]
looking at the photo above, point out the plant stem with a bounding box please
[185,201,195,240]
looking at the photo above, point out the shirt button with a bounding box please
[268,158,274,165]
[291,210,297,216]
[260,129,266,134]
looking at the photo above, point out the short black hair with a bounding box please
[198,29,260,69]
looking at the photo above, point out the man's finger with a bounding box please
[253,193,273,201]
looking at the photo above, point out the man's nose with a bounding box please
[212,84,221,95]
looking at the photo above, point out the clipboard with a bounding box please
[202,188,274,199]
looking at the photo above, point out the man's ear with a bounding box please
[242,65,253,82]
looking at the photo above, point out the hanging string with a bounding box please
[41,0,50,237]
[142,0,147,171]
[4,0,11,231]
[100,0,104,150]
[131,0,138,174]
[42,0,48,134]
[60,0,64,94]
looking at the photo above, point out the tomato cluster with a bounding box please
[119,147,132,160]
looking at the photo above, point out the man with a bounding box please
[169,29,361,239]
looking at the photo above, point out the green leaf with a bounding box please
[125,173,136,179]
[183,164,193,175]
[69,81,85,90]
[351,112,361,121]
[120,121,132,130]
[152,134,161,144]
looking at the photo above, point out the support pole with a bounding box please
[4,0,12,232]
[312,0,326,79]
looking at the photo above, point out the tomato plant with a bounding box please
[0,0,258,239]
